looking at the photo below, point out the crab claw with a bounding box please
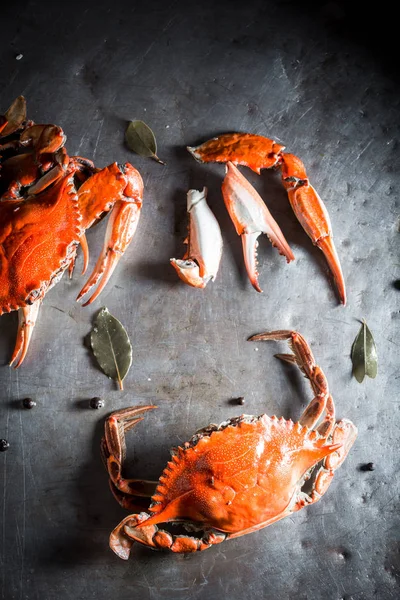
[109,513,154,560]
[170,188,223,288]
[281,154,346,305]
[76,163,143,306]
[170,259,209,288]
[221,162,294,292]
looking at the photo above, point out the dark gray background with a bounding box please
[0,1,399,599]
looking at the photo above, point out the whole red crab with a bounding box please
[102,330,357,559]
[0,97,143,367]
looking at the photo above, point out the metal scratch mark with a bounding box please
[1,401,10,600]
[278,56,289,81]
[296,104,314,123]
[186,379,194,428]
[352,140,373,163]
[233,320,240,358]
[92,118,104,161]
[18,410,26,600]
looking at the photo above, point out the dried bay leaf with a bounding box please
[2,96,26,136]
[90,307,132,390]
[351,320,378,383]
[125,120,165,165]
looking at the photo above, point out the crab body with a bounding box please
[0,97,143,366]
[103,331,357,559]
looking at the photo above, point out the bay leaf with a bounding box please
[90,307,132,390]
[125,120,165,165]
[2,96,26,136]
[351,320,378,383]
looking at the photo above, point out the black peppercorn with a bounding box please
[90,397,104,409]
[360,462,375,472]
[0,439,10,452]
[22,398,37,409]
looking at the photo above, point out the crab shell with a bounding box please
[0,170,81,312]
[145,414,339,533]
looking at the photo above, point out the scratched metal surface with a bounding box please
[0,1,399,599]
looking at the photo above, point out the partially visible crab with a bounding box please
[0,97,143,367]
[102,330,357,558]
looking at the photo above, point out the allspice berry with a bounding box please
[22,398,37,409]
[0,439,10,452]
[89,397,104,409]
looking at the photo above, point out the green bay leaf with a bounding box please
[90,307,132,390]
[125,120,165,165]
[351,320,378,383]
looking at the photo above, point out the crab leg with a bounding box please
[249,330,330,396]
[107,481,153,513]
[248,329,335,431]
[9,302,41,368]
[68,233,89,278]
[102,406,158,501]
[76,163,143,306]
[222,162,294,292]
[280,153,346,304]
[170,187,223,288]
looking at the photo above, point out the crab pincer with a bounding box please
[170,187,223,288]
[221,162,294,292]
[76,163,144,306]
[280,154,346,304]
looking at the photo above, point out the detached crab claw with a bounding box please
[187,133,346,304]
[221,162,294,292]
[281,154,346,305]
[170,188,223,288]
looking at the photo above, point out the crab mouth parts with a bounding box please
[151,520,207,536]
